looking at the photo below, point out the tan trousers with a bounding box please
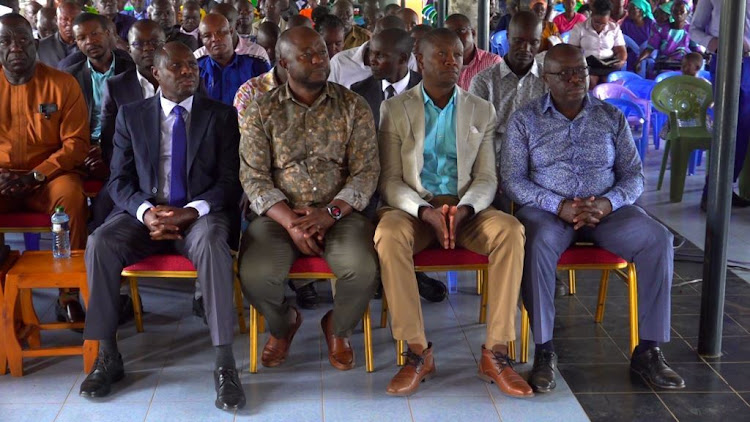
[0,173,87,249]
[374,201,525,349]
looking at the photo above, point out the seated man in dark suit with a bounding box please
[350,28,447,303]
[80,42,245,411]
[37,1,81,67]
[148,0,199,51]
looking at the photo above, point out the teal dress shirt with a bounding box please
[420,86,459,196]
[88,58,115,140]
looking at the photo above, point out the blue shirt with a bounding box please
[88,58,115,140]
[197,53,271,105]
[501,93,644,214]
[420,86,458,196]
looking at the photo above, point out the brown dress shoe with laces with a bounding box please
[321,310,355,370]
[386,343,436,396]
[261,307,303,367]
[477,345,534,398]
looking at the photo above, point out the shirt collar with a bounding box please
[180,26,200,38]
[498,56,541,79]
[421,84,457,108]
[160,94,194,118]
[541,92,592,118]
[87,56,115,76]
[136,70,158,96]
[207,52,239,69]
[381,71,411,95]
[278,82,338,106]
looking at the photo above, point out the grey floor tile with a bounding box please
[145,401,234,422]
[409,396,500,422]
[323,397,412,422]
[0,358,81,404]
[236,398,322,421]
[57,402,150,422]
[658,392,750,422]
[575,393,674,422]
[0,403,62,422]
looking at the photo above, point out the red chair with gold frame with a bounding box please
[122,254,247,334]
[518,245,639,363]
[248,256,375,373]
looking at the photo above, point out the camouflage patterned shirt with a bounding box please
[240,82,380,215]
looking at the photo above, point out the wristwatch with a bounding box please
[326,204,343,221]
[29,170,46,183]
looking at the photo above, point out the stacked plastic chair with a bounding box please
[604,98,649,162]
[490,30,509,56]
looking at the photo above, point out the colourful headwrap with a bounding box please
[629,0,654,21]
[529,0,547,10]
[659,1,673,15]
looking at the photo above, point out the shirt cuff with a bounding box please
[184,200,210,218]
[251,189,288,215]
[601,192,624,212]
[540,193,566,215]
[334,187,368,211]
[136,201,154,224]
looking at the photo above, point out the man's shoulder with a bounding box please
[38,34,60,49]
[196,94,237,116]
[331,47,358,65]
[350,76,377,94]
[461,88,496,113]
[510,95,547,121]
[36,62,80,87]
[352,25,371,38]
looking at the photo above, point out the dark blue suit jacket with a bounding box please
[107,94,242,220]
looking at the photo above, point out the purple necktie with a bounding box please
[169,105,188,207]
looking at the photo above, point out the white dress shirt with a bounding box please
[382,71,411,97]
[328,41,418,88]
[136,69,157,99]
[690,0,750,50]
[136,94,210,223]
[568,19,626,59]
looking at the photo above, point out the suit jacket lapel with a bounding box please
[187,95,211,176]
[142,96,161,180]
[404,84,425,181]
[455,89,475,189]
[79,64,94,124]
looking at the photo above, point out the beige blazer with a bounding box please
[378,82,498,218]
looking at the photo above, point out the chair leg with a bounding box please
[233,277,247,334]
[627,263,640,355]
[249,305,258,373]
[478,270,488,324]
[380,294,388,329]
[363,304,374,372]
[128,277,144,333]
[476,270,483,295]
[396,339,406,366]
[595,270,610,323]
[568,270,576,295]
[669,144,690,203]
[508,340,516,361]
[657,139,672,190]
[19,289,40,349]
[520,305,530,364]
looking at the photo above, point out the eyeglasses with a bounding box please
[130,39,165,49]
[547,66,589,80]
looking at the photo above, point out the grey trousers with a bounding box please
[83,212,235,346]
[515,205,673,345]
[238,212,379,338]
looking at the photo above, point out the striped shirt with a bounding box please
[457,48,502,91]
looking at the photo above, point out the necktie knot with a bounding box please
[172,105,185,118]
[385,85,397,99]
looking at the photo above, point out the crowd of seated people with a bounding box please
[12,0,750,413]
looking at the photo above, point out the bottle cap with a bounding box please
[55,206,65,213]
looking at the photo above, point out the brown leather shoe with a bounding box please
[477,345,534,398]
[386,343,436,396]
[321,310,354,370]
[261,307,302,367]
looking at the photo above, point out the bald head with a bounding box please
[127,18,163,44]
[153,41,200,101]
[200,12,231,33]
[56,1,82,44]
[396,7,418,31]
[373,14,405,34]
[200,13,234,63]
[420,27,461,52]
[277,26,329,89]
[277,25,321,61]
[544,43,583,73]
[509,10,541,35]
[0,13,37,82]
[210,2,239,27]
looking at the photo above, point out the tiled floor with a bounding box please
[2,144,750,421]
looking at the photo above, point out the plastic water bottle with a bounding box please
[51,206,71,258]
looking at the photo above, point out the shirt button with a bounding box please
[152,187,157,194]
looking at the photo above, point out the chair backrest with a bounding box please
[592,83,640,102]
[604,98,646,122]
[560,31,570,43]
[623,34,640,54]
[490,30,509,56]
[697,69,712,82]
[622,78,656,100]
[651,75,713,128]
[607,71,642,84]
[654,70,682,83]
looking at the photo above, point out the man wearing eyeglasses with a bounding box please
[501,44,685,393]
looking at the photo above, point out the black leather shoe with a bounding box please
[733,192,750,207]
[630,346,686,389]
[192,297,207,325]
[79,353,125,398]
[294,282,319,310]
[529,350,557,393]
[214,366,246,410]
[56,297,85,333]
[416,272,447,302]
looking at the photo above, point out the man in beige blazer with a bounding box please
[374,29,532,399]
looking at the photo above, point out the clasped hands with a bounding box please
[558,196,612,230]
[286,207,336,256]
[143,205,199,240]
[420,204,472,249]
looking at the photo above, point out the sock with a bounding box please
[634,340,659,355]
[215,344,236,369]
[99,338,119,357]
[536,340,554,353]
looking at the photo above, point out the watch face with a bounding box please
[329,205,342,219]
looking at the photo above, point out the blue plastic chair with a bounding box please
[698,70,712,82]
[604,98,649,162]
[622,78,657,148]
[623,34,654,78]
[607,71,643,85]
[490,30,509,56]
[655,70,682,83]
[560,31,570,44]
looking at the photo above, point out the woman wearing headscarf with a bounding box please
[637,0,698,76]
[621,0,656,70]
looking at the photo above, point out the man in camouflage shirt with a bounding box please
[238,26,380,371]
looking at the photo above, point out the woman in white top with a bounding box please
[568,0,628,86]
